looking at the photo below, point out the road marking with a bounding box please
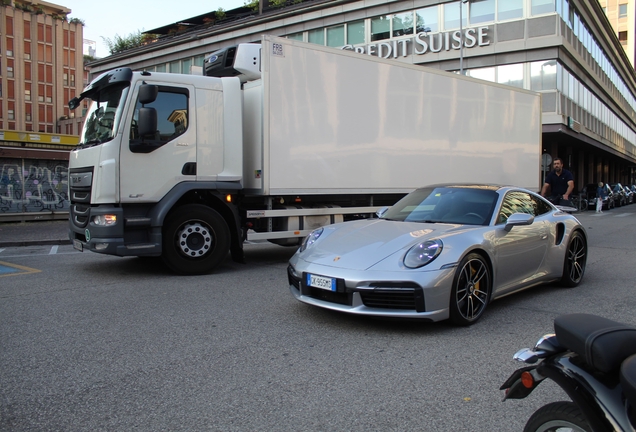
[49,245,59,254]
[0,261,41,277]
[615,213,631,217]
[0,248,4,254]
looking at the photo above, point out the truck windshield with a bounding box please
[79,83,130,148]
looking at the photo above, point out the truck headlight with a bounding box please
[92,215,117,226]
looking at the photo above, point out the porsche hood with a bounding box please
[298,219,467,271]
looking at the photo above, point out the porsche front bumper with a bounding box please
[287,262,455,321]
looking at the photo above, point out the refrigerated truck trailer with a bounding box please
[67,35,541,275]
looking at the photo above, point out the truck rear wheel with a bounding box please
[162,204,230,275]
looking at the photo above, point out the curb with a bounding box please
[0,239,72,248]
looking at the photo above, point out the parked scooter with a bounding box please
[500,313,636,431]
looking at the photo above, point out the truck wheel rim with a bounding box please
[177,222,212,257]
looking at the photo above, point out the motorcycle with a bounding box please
[500,313,636,431]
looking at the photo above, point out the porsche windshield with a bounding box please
[382,187,499,226]
[78,83,129,148]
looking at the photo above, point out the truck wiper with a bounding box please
[78,139,102,149]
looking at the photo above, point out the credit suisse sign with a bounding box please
[342,27,490,59]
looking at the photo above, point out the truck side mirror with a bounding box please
[138,85,158,105]
[138,107,158,138]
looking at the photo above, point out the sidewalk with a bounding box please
[0,220,70,247]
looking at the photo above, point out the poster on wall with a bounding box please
[0,158,69,216]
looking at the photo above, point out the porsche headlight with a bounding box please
[300,227,324,252]
[404,239,443,269]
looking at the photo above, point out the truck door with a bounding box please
[120,83,196,203]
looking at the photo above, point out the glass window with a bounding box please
[287,32,303,41]
[130,87,188,144]
[392,12,414,37]
[371,15,391,41]
[327,25,345,47]
[468,67,496,82]
[497,191,535,224]
[181,58,192,74]
[416,6,439,33]
[156,64,166,73]
[470,0,495,24]
[530,60,557,91]
[619,31,628,43]
[498,0,523,21]
[619,4,627,17]
[497,64,524,88]
[194,55,205,67]
[169,61,180,74]
[531,0,555,16]
[347,20,365,45]
[308,28,324,45]
[444,1,467,31]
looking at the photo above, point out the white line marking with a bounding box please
[49,245,59,254]
[0,248,5,254]
[615,213,631,217]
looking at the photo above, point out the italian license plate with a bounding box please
[307,273,336,291]
[73,239,83,252]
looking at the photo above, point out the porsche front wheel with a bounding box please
[449,253,492,326]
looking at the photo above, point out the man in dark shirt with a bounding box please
[541,157,574,201]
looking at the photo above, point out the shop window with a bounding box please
[287,32,303,41]
[327,25,345,47]
[347,20,365,45]
[370,15,390,41]
[444,1,467,31]
[468,67,495,82]
[470,0,495,24]
[531,0,555,16]
[181,58,192,74]
[530,60,557,91]
[416,6,439,33]
[308,28,324,45]
[392,12,414,37]
[497,63,523,88]
[498,0,523,21]
[170,61,180,74]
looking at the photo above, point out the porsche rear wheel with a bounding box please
[449,253,492,326]
[560,231,587,288]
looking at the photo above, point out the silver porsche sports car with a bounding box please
[287,184,587,326]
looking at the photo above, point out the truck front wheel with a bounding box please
[162,204,230,275]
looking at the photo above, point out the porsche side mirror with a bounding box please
[376,207,389,218]
[504,213,534,232]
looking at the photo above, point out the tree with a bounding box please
[102,30,146,55]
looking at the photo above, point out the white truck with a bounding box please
[67,35,541,275]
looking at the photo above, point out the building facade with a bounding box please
[0,0,84,134]
[0,0,84,220]
[598,0,635,67]
[84,0,636,192]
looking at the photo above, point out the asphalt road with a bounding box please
[1,207,635,431]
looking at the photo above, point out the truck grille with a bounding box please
[69,168,94,228]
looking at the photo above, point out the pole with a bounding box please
[459,0,464,74]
